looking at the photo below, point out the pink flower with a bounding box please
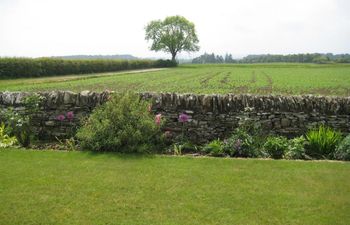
[178,113,189,123]
[56,114,65,121]
[155,114,162,126]
[66,111,74,121]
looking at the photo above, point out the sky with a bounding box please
[0,0,349,59]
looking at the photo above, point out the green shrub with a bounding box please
[76,92,163,153]
[334,135,350,161]
[0,123,17,148]
[263,136,289,159]
[223,129,262,158]
[285,136,308,160]
[203,139,225,156]
[305,125,342,159]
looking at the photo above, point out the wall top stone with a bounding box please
[0,91,350,115]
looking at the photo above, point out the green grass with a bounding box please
[1,63,350,96]
[1,149,349,224]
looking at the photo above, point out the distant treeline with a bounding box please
[0,58,176,78]
[192,53,350,64]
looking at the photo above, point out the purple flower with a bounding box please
[178,113,189,123]
[66,111,74,121]
[56,114,65,121]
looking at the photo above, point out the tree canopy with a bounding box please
[145,15,199,62]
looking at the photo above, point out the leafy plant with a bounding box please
[0,94,43,147]
[305,125,342,159]
[285,136,308,160]
[76,92,164,153]
[0,123,17,148]
[223,130,257,157]
[263,136,289,159]
[203,139,225,157]
[334,135,350,161]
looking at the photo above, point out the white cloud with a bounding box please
[0,0,349,58]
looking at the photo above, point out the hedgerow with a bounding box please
[0,58,176,78]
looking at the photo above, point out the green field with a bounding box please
[1,64,350,96]
[0,149,349,225]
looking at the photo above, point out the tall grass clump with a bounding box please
[305,125,342,159]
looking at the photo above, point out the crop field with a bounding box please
[1,63,350,96]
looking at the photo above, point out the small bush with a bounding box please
[223,129,262,158]
[76,92,163,153]
[203,139,225,156]
[263,136,289,159]
[334,135,350,161]
[305,125,342,159]
[285,136,308,160]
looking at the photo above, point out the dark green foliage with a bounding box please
[153,59,178,67]
[223,130,260,158]
[202,139,225,156]
[76,92,163,153]
[305,125,342,159]
[334,135,350,161]
[0,57,174,79]
[263,136,289,159]
[285,136,308,160]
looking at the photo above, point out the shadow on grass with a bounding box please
[83,150,158,160]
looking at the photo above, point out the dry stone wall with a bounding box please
[0,91,349,143]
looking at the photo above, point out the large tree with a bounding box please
[145,15,199,62]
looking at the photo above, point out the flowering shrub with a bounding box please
[223,129,260,157]
[77,92,164,152]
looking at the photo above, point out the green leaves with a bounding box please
[305,125,343,159]
[145,15,199,61]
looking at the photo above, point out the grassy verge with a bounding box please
[0,149,349,224]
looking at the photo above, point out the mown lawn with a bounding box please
[1,63,350,96]
[0,149,349,225]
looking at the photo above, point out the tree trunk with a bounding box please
[171,53,176,62]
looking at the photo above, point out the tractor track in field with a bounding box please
[259,71,273,94]
[250,70,257,83]
[200,72,222,88]
[220,72,231,84]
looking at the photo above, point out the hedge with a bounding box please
[0,58,177,78]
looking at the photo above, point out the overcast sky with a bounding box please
[0,0,349,59]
